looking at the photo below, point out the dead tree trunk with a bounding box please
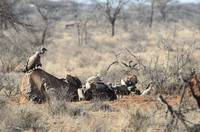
[111,20,115,37]
[83,21,89,45]
[149,0,155,28]
[77,24,81,45]
[160,9,167,21]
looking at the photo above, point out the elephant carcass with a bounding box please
[20,69,78,103]
[84,82,117,101]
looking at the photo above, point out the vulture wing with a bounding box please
[26,54,38,70]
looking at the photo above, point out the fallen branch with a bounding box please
[157,95,189,131]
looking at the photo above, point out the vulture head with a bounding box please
[40,47,47,54]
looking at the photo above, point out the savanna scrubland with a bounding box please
[0,0,200,131]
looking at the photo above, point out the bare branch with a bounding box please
[124,48,146,70]
[0,0,32,31]
[94,0,130,36]
[106,61,119,73]
[157,95,190,131]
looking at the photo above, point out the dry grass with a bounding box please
[0,103,48,132]
[0,4,200,131]
[123,110,153,132]
[0,96,199,132]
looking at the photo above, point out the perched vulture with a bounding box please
[23,48,47,73]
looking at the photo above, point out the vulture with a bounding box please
[23,48,47,73]
[65,74,82,88]
[140,82,154,96]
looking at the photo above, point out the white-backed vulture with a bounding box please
[85,74,102,89]
[121,74,138,87]
[110,83,130,98]
[140,82,154,96]
[120,74,138,93]
[23,48,47,73]
[77,88,85,101]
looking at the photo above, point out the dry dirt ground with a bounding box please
[4,94,200,132]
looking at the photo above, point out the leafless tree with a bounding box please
[156,0,177,21]
[145,0,156,28]
[94,0,130,37]
[150,0,155,27]
[28,0,61,46]
[71,1,80,19]
[65,20,90,45]
[146,0,176,27]
[0,0,31,31]
[147,0,176,26]
[65,2,95,45]
[35,6,49,45]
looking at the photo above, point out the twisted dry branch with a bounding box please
[157,94,190,132]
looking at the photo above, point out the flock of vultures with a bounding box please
[19,48,200,106]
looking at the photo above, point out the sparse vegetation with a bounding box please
[123,110,153,132]
[90,102,116,112]
[48,99,85,117]
[0,105,48,132]
[0,0,200,131]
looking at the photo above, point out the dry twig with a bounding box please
[157,94,189,132]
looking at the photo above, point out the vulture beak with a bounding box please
[40,48,47,54]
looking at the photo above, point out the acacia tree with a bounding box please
[95,0,129,37]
